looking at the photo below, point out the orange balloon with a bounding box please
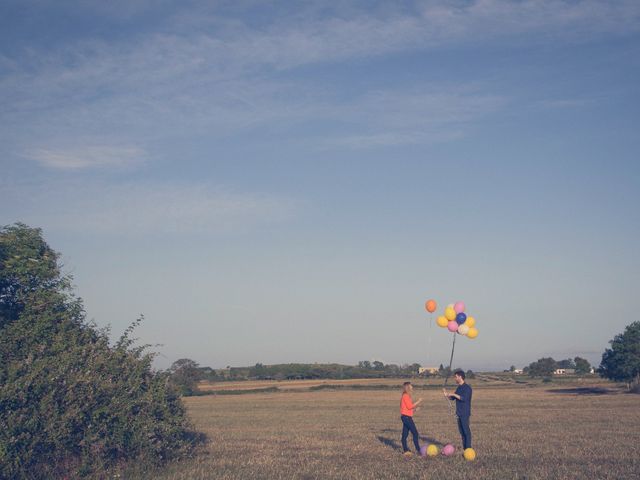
[425,299,437,313]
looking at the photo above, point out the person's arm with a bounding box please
[442,388,461,400]
[402,395,423,411]
[455,385,470,402]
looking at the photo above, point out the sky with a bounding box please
[1,0,639,371]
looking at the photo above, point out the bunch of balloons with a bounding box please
[425,300,479,339]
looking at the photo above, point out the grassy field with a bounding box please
[132,379,640,480]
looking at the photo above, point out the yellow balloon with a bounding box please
[467,327,478,339]
[427,444,439,457]
[464,316,475,328]
[444,306,456,321]
[436,316,449,328]
[463,448,476,461]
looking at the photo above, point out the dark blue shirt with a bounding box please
[452,383,472,417]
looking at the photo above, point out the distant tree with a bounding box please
[358,360,372,370]
[599,322,640,391]
[372,360,385,371]
[527,357,557,377]
[384,364,400,376]
[249,362,268,378]
[466,370,476,379]
[509,365,516,372]
[574,357,591,375]
[439,364,444,372]
[168,358,202,395]
[523,366,530,374]
[557,358,576,369]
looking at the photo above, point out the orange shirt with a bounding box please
[400,393,415,416]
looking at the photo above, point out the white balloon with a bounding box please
[458,324,470,335]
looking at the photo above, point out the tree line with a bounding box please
[167,360,476,396]
[523,356,592,377]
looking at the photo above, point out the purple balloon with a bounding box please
[447,321,458,332]
[456,312,467,325]
[442,444,455,456]
[420,445,428,457]
[454,302,465,314]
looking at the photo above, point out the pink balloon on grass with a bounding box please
[454,301,465,314]
[442,444,455,456]
[447,321,458,332]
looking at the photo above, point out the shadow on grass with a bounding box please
[377,436,401,450]
[376,434,443,452]
[419,436,443,446]
[547,387,616,395]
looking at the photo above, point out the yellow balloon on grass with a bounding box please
[444,306,456,321]
[436,316,449,328]
[463,448,476,461]
[467,327,478,339]
[464,316,475,328]
[427,444,439,457]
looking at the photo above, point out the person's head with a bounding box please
[454,370,466,385]
[403,381,413,393]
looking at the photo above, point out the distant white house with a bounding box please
[418,366,439,375]
[513,369,524,375]
[554,368,576,375]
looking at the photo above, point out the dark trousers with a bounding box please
[400,415,421,452]
[457,415,472,449]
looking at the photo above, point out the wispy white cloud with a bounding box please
[2,180,296,235]
[1,0,637,163]
[536,98,596,109]
[321,89,506,148]
[26,145,146,170]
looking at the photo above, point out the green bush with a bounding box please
[0,224,204,479]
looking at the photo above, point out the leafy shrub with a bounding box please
[0,224,204,479]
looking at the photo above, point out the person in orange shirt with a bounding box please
[400,381,423,456]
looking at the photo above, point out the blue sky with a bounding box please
[1,1,639,370]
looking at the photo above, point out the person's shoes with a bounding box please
[403,451,413,457]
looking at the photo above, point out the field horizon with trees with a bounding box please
[2,223,639,479]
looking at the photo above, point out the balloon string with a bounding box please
[442,332,457,415]
[427,313,432,367]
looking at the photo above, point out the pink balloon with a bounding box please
[442,444,455,456]
[447,321,458,332]
[454,301,465,314]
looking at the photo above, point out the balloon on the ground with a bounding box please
[467,327,478,339]
[464,316,475,328]
[442,444,455,456]
[426,444,439,456]
[454,301,465,314]
[455,312,467,325]
[447,321,458,332]
[425,299,437,313]
[436,316,449,328]
[458,324,470,335]
[419,445,428,457]
[463,448,476,461]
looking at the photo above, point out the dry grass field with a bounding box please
[130,379,640,480]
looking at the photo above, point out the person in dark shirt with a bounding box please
[443,369,473,450]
